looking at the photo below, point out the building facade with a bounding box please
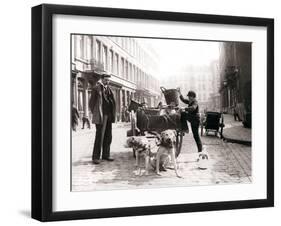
[71,35,161,122]
[218,42,252,127]
[206,60,221,112]
[161,64,219,112]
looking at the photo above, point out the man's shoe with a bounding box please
[102,157,114,161]
[92,159,100,164]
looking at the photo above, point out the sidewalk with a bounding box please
[73,121,130,132]
[222,114,251,146]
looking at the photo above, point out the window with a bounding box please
[132,65,135,82]
[128,38,131,54]
[109,50,113,73]
[136,68,139,84]
[102,45,108,70]
[121,57,124,78]
[115,53,119,75]
[136,45,139,59]
[125,60,128,80]
[85,36,92,60]
[128,63,132,81]
[75,35,83,59]
[95,40,101,62]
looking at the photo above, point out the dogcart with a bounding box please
[127,87,185,157]
[200,111,224,137]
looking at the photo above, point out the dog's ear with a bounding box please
[160,132,165,142]
[155,133,161,142]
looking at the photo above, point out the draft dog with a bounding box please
[156,130,181,178]
[125,136,151,175]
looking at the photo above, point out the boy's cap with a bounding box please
[187,91,196,98]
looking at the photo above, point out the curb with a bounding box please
[222,135,251,146]
[113,122,131,129]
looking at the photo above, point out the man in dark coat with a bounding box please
[89,73,116,164]
[178,89,202,153]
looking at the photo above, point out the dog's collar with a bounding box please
[137,148,147,153]
[159,143,174,148]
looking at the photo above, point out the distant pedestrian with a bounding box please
[72,103,80,131]
[82,116,91,129]
[125,106,130,122]
[122,106,130,122]
[233,104,241,121]
[89,73,116,164]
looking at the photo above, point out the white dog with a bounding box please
[198,146,209,170]
[125,136,151,175]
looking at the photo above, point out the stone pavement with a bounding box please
[71,123,252,192]
[222,114,251,146]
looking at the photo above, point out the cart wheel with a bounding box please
[133,148,136,159]
[175,131,183,158]
[220,125,224,138]
[130,111,137,136]
[220,113,224,138]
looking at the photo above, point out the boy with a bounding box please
[178,89,203,153]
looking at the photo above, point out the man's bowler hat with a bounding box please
[100,73,111,78]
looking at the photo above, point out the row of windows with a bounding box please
[74,35,159,92]
[110,37,140,60]
[95,39,154,89]
[109,36,157,70]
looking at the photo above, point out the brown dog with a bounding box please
[156,130,181,178]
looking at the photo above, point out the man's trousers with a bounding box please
[92,115,112,160]
[181,112,203,153]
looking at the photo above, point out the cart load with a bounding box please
[160,86,180,106]
[136,109,181,132]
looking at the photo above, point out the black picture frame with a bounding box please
[31,3,274,222]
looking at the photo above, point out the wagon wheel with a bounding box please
[175,131,184,158]
[200,114,205,136]
[200,123,204,136]
[130,111,137,136]
[130,111,137,158]
[220,113,224,138]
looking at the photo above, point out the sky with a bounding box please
[138,38,221,79]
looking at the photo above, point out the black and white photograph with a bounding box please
[29,2,274,222]
[71,35,252,192]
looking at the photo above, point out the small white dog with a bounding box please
[197,146,209,170]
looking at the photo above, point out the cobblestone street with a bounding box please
[71,121,251,192]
